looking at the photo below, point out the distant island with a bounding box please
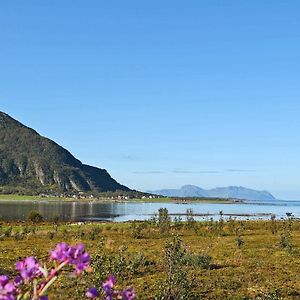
[149,184,277,201]
[0,112,143,197]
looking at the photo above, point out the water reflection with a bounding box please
[1,200,300,222]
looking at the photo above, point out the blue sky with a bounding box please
[1,1,300,199]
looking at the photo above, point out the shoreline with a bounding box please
[0,194,242,204]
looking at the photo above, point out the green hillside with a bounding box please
[0,112,130,195]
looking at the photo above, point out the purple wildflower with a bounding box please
[72,244,90,274]
[0,275,17,300]
[49,242,69,262]
[101,276,135,300]
[86,287,99,299]
[13,276,22,287]
[15,257,41,283]
[50,243,90,274]
[122,287,135,300]
[102,274,116,298]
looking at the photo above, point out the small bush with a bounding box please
[183,254,212,269]
[4,226,12,237]
[271,215,277,235]
[236,227,244,249]
[158,208,171,235]
[88,227,102,240]
[28,211,43,223]
[13,231,24,240]
[155,235,195,299]
[131,221,146,239]
[279,217,293,252]
[47,231,55,240]
[128,252,149,275]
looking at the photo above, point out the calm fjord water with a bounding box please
[1,200,300,222]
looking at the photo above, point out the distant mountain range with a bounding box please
[149,185,277,201]
[0,112,131,195]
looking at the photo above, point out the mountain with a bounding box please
[149,185,277,201]
[0,112,130,194]
[205,186,276,201]
[153,185,208,198]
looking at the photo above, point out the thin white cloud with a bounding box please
[133,171,165,174]
[225,169,259,173]
[172,170,220,174]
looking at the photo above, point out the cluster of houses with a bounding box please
[38,192,159,200]
[38,192,94,199]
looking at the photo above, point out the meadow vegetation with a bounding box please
[1,210,300,299]
[0,193,236,204]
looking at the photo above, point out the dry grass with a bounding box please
[1,220,300,299]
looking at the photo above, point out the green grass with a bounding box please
[0,194,75,201]
[0,193,238,203]
[0,220,300,299]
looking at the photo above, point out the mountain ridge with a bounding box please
[0,112,130,195]
[149,184,277,201]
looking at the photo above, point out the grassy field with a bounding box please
[0,218,298,299]
[0,194,75,201]
[0,193,238,204]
